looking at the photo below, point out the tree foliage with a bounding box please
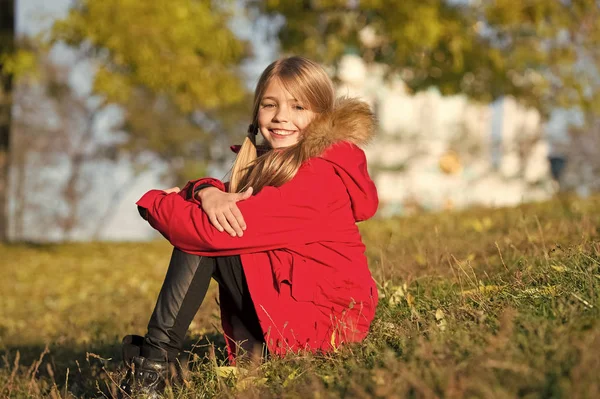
[51,0,251,182]
[52,0,247,112]
[482,0,600,119]
[254,0,600,118]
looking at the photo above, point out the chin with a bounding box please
[270,142,289,149]
[271,141,298,149]
[266,137,300,149]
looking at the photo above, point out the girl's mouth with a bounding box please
[270,129,298,138]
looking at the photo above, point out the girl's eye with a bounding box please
[294,105,305,111]
[261,103,275,108]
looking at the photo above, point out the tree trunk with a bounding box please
[0,0,15,242]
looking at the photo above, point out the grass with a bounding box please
[1,194,599,398]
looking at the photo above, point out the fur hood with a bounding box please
[299,97,376,158]
[302,97,378,222]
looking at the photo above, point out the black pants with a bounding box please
[140,248,264,361]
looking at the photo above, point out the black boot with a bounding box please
[119,355,170,398]
[117,335,179,399]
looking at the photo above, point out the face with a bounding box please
[257,78,316,148]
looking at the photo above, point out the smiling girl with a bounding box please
[119,56,379,397]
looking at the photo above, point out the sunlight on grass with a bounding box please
[1,195,599,397]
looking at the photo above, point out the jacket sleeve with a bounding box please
[136,161,332,256]
[137,177,225,221]
[181,177,226,204]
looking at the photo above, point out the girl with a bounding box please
[119,56,379,396]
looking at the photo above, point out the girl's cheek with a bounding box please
[300,115,313,129]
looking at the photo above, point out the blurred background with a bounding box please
[1,0,599,243]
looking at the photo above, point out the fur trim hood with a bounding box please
[303,97,379,221]
[299,97,376,158]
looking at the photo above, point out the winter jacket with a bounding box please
[136,98,379,359]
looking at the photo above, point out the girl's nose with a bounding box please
[272,105,289,122]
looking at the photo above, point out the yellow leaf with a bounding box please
[435,308,447,331]
[406,292,415,308]
[216,366,239,378]
[283,368,300,388]
[236,376,267,391]
[435,308,445,321]
[388,284,406,306]
[521,285,557,297]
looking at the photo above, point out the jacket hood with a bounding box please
[231,97,379,221]
[301,97,379,221]
[298,97,376,158]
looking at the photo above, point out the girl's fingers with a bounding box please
[216,213,236,236]
[230,205,246,231]
[163,186,181,194]
[208,214,224,232]
[224,209,243,237]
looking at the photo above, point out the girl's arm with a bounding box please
[136,161,333,256]
[138,177,225,220]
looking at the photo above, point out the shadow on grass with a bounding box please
[1,332,228,398]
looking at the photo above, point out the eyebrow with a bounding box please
[261,96,299,102]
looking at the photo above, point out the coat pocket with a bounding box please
[291,258,316,302]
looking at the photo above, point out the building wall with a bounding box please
[336,55,554,215]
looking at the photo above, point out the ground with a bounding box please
[1,195,599,398]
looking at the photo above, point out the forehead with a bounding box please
[262,78,297,100]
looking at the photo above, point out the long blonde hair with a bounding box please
[229,56,335,193]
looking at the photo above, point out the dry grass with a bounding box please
[1,194,599,398]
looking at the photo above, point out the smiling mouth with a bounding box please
[269,129,298,137]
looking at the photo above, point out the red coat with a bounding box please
[136,98,379,359]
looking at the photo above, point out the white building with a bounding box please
[336,55,555,215]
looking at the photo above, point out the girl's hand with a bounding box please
[198,187,253,237]
[163,187,181,194]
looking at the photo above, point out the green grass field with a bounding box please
[1,195,599,398]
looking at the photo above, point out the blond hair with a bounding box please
[229,56,335,193]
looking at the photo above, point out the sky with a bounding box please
[16,0,72,35]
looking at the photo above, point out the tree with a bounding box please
[481,0,600,117]
[481,0,600,190]
[10,42,133,241]
[0,0,14,242]
[253,0,600,117]
[50,0,251,184]
[253,0,600,192]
